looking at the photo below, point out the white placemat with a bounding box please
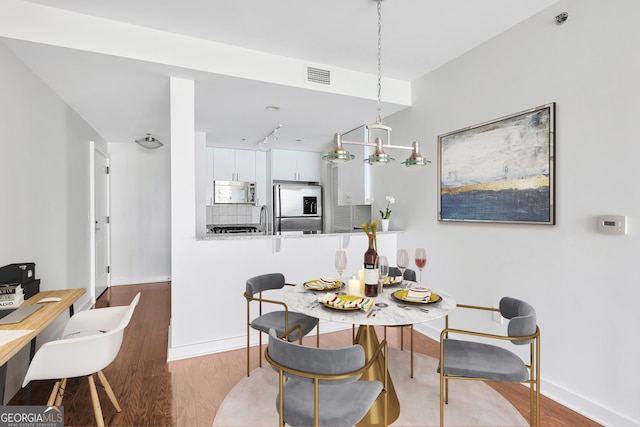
[0,330,33,346]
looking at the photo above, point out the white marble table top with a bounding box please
[284,282,457,327]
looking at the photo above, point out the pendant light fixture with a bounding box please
[323,0,430,167]
[135,133,163,149]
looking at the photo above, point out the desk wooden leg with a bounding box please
[355,325,399,426]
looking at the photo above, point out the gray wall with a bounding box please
[108,142,171,285]
[0,42,101,402]
[374,1,640,425]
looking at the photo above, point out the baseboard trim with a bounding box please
[110,276,171,286]
[167,321,350,362]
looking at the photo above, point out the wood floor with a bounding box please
[9,282,601,427]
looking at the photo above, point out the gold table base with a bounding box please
[355,325,400,426]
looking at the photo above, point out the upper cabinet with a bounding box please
[271,149,321,182]
[213,148,256,182]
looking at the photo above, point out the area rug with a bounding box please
[213,348,528,426]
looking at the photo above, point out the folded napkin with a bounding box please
[319,293,374,311]
[403,288,432,302]
[319,276,339,286]
[304,277,340,290]
[383,275,403,285]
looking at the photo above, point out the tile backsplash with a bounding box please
[207,205,259,225]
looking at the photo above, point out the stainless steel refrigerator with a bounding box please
[273,184,323,234]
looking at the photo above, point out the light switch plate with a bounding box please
[597,215,627,235]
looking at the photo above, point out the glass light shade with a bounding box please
[323,133,355,163]
[365,137,394,165]
[402,141,430,166]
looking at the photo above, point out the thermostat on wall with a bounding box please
[597,215,627,235]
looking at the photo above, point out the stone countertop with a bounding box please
[198,229,401,241]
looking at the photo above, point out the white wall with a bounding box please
[373,1,640,426]
[108,142,171,285]
[0,41,101,402]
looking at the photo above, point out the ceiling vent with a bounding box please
[307,66,330,85]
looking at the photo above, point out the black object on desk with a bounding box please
[0,263,40,300]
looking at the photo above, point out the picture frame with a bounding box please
[437,103,555,224]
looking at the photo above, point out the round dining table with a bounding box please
[284,281,456,426]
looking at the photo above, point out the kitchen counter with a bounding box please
[199,229,400,241]
[171,230,401,361]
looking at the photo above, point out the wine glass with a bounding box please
[414,248,427,286]
[396,249,409,288]
[334,251,347,293]
[376,256,389,307]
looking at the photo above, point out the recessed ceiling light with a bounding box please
[265,105,280,111]
[295,138,304,142]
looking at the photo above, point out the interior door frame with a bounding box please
[89,140,111,303]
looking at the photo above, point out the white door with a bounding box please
[94,148,110,300]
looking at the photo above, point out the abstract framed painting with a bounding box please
[437,103,555,224]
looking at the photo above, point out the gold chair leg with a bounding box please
[400,326,404,350]
[97,370,122,412]
[259,330,263,368]
[47,381,61,406]
[440,377,444,427]
[88,374,105,427]
[246,319,251,376]
[410,324,414,378]
[316,323,320,348]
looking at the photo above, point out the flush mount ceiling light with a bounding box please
[256,124,282,151]
[323,0,429,167]
[135,133,163,149]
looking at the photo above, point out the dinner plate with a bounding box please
[382,276,403,286]
[303,279,343,291]
[391,289,442,304]
[320,295,370,311]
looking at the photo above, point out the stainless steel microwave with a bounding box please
[214,181,256,205]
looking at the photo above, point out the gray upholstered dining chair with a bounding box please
[384,267,417,377]
[245,273,319,376]
[265,327,388,427]
[437,296,540,427]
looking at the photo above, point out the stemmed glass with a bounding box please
[334,251,347,293]
[376,256,389,307]
[396,249,409,288]
[415,248,427,286]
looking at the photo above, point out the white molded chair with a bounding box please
[22,292,141,427]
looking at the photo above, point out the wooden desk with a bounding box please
[0,288,86,403]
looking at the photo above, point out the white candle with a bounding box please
[348,278,361,296]
[358,269,365,295]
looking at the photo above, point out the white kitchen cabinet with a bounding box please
[271,149,321,182]
[336,128,372,205]
[213,147,256,182]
